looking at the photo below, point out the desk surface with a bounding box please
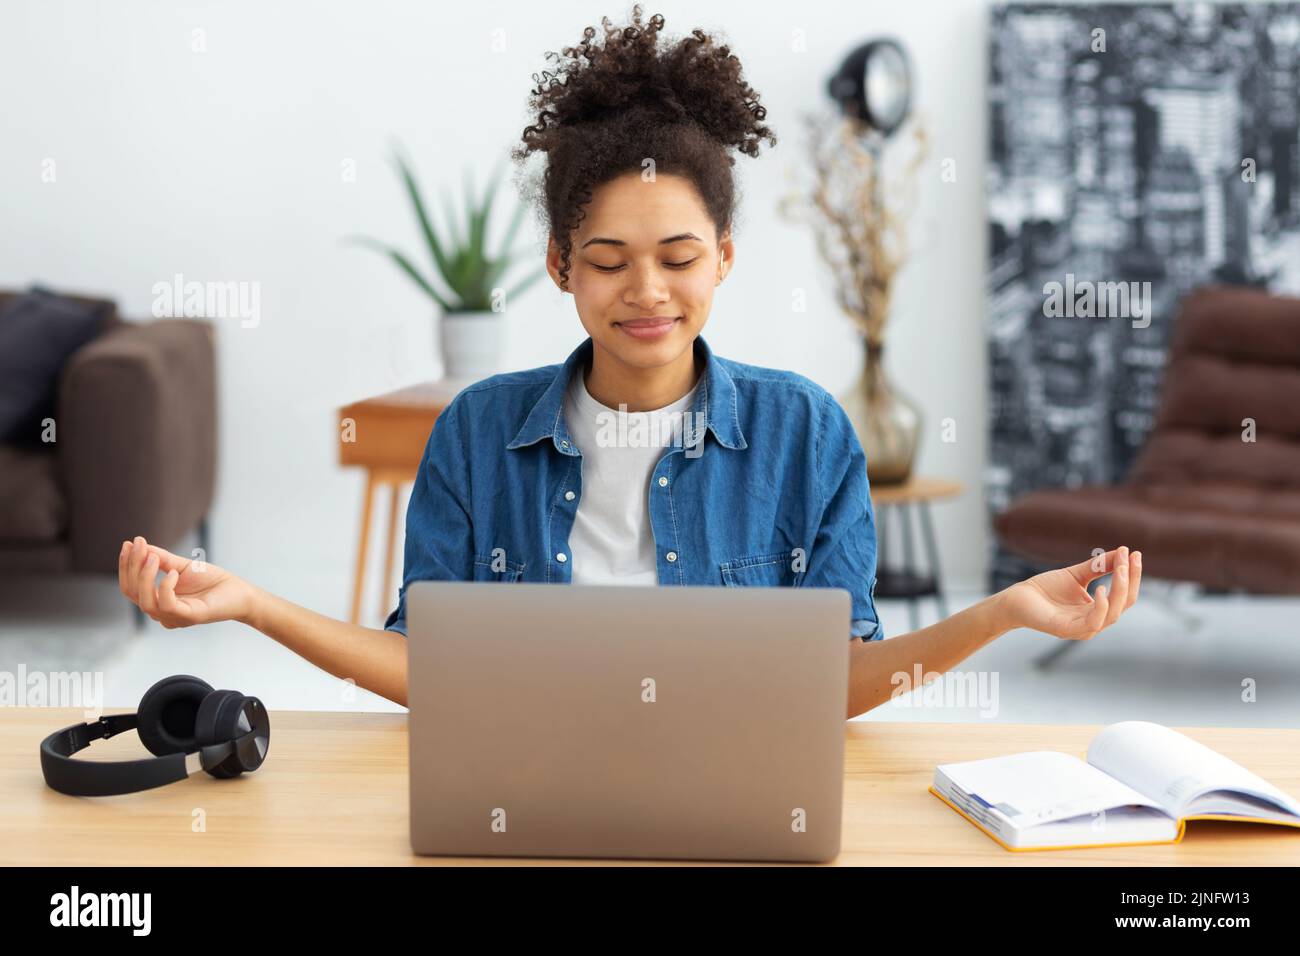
[867,476,963,506]
[5,710,1298,865]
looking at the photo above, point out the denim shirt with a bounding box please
[383,334,883,641]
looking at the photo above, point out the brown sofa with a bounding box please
[0,292,217,600]
[996,285,1300,595]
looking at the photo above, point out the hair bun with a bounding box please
[519,4,775,160]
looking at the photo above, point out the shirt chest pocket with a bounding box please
[472,552,525,583]
[719,550,800,588]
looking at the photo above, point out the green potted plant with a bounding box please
[348,144,545,380]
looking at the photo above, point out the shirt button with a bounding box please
[556,552,567,563]
[666,551,678,563]
[657,476,668,487]
[565,491,575,501]
[560,440,570,449]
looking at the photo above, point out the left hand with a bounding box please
[996,546,1142,641]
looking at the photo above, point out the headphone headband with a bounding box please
[41,715,191,797]
[38,677,270,797]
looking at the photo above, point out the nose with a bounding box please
[623,263,671,311]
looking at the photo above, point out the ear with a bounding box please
[545,235,569,292]
[716,230,734,283]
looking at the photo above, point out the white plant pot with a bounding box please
[439,310,504,381]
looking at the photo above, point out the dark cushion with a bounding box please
[0,287,114,445]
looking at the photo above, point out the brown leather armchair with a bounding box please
[996,285,1300,595]
[0,292,217,622]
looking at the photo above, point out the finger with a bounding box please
[129,536,150,593]
[117,541,131,597]
[1126,551,1142,609]
[158,569,191,623]
[1068,547,1121,587]
[137,552,161,618]
[125,538,145,604]
[1084,584,1109,636]
[147,544,193,575]
[1102,547,1129,629]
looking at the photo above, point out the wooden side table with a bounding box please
[338,381,461,624]
[870,476,963,632]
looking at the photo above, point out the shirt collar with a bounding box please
[506,334,748,455]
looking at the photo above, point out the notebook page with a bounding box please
[1086,721,1300,818]
[1017,806,1177,849]
[938,751,1164,829]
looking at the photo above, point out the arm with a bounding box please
[119,536,409,708]
[119,394,473,711]
[847,591,1008,719]
[845,546,1143,720]
[803,395,1142,718]
[242,585,408,708]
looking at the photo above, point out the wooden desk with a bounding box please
[338,381,461,625]
[6,711,1298,865]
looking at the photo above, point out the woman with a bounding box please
[119,6,1140,712]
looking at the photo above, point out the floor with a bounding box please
[2,572,1296,728]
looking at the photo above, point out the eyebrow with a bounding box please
[580,233,704,249]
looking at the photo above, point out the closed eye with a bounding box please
[591,258,698,273]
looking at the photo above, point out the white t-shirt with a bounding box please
[562,368,700,585]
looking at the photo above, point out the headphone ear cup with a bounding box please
[136,675,215,757]
[194,689,251,778]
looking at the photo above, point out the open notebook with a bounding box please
[930,721,1300,851]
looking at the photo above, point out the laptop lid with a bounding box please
[407,581,850,862]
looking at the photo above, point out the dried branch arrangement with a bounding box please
[779,114,928,348]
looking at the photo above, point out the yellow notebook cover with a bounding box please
[928,784,1300,853]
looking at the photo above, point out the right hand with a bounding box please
[118,536,256,628]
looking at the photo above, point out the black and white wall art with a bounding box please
[986,2,1300,588]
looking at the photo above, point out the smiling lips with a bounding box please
[616,316,680,340]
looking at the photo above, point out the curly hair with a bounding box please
[512,4,776,291]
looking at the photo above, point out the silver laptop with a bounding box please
[406,581,850,863]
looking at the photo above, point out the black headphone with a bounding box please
[40,675,270,797]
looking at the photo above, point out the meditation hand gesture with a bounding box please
[118,536,255,628]
[998,546,1142,640]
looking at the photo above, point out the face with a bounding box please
[546,171,733,373]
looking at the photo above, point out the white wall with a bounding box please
[0,0,993,623]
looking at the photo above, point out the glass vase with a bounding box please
[839,340,921,486]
